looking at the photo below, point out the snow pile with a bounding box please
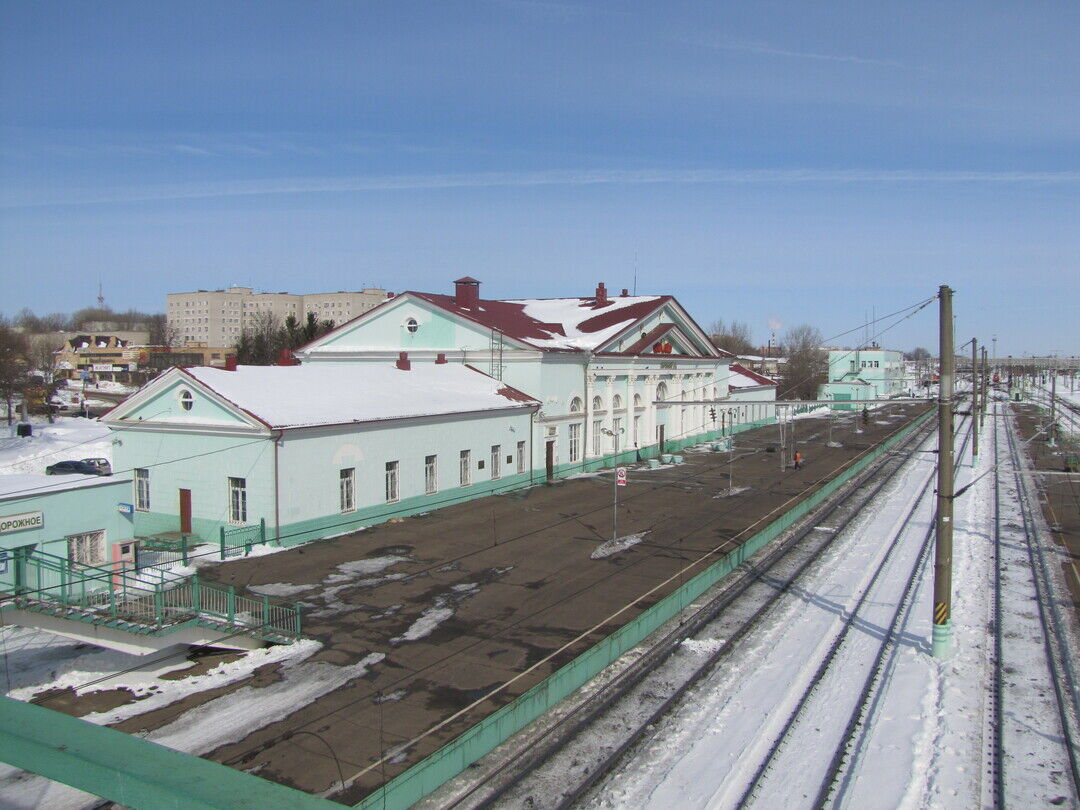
[390,582,480,644]
[591,531,649,559]
[514,296,660,351]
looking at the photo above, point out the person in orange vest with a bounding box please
[793,450,803,470]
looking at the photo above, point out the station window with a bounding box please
[592,420,602,455]
[569,423,582,462]
[425,455,438,495]
[179,389,194,411]
[134,468,150,511]
[490,445,501,480]
[460,450,471,487]
[67,530,106,568]
[228,477,247,524]
[340,468,355,513]
[516,441,526,474]
[385,461,399,503]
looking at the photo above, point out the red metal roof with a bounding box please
[730,363,778,387]
[408,291,674,352]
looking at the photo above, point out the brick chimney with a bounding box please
[453,277,481,308]
[224,356,237,371]
[595,282,609,305]
[621,288,629,297]
[396,351,411,371]
[436,352,447,364]
[276,349,298,366]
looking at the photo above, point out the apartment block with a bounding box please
[167,286,389,346]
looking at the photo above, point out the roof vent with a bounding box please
[595,282,609,305]
[454,277,481,308]
[436,352,447,364]
[621,288,629,297]
[396,351,411,371]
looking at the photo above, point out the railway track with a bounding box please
[421,411,941,810]
[992,400,1080,804]
[725,414,974,809]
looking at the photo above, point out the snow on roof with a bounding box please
[729,363,778,388]
[181,362,539,430]
[0,473,130,501]
[408,291,668,352]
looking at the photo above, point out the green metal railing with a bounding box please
[2,549,301,642]
[219,518,266,559]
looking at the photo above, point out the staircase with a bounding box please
[1,550,301,653]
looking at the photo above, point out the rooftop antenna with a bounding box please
[97,282,105,309]
[633,251,638,296]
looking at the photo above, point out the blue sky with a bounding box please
[2,1,1077,356]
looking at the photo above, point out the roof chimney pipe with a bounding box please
[453,277,481,308]
[595,282,609,305]
[436,352,447,364]
[396,351,411,371]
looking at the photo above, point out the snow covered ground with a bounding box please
[0,417,112,476]
[577,402,1078,809]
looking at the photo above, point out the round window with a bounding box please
[179,389,194,411]
[405,317,419,334]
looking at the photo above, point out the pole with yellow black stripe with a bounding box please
[932,284,955,658]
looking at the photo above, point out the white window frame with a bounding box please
[425,454,438,495]
[67,530,106,568]
[516,440,526,474]
[633,414,641,446]
[460,449,471,487]
[592,419,602,455]
[385,461,399,503]
[228,477,247,524]
[612,417,622,450]
[340,467,355,513]
[569,422,582,462]
[490,445,501,480]
[134,468,150,511]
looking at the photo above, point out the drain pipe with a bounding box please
[273,429,284,544]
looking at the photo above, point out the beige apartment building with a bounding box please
[167,286,389,346]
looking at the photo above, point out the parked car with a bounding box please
[45,460,106,476]
[80,457,112,475]
[47,397,69,412]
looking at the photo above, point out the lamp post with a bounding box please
[601,427,625,543]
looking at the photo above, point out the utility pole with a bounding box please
[971,338,979,464]
[980,346,988,430]
[1049,365,1058,447]
[933,285,955,659]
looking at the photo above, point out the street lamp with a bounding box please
[601,427,626,542]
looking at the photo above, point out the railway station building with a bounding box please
[102,277,762,547]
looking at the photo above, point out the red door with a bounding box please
[179,489,192,534]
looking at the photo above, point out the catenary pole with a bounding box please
[971,338,979,464]
[933,284,955,658]
[1049,364,1058,447]
[981,346,988,429]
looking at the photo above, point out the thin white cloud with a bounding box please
[723,41,905,68]
[5,168,1080,208]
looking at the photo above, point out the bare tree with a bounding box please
[234,310,284,365]
[28,334,62,383]
[148,313,180,349]
[709,319,755,355]
[779,324,827,400]
[0,325,30,425]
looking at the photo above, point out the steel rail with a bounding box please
[736,414,974,809]
[433,412,937,810]
[1003,401,1080,798]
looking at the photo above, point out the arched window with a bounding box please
[178,389,194,411]
[656,382,668,402]
[569,396,583,413]
[612,394,623,410]
[634,393,643,409]
[592,395,603,411]
[404,317,419,334]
